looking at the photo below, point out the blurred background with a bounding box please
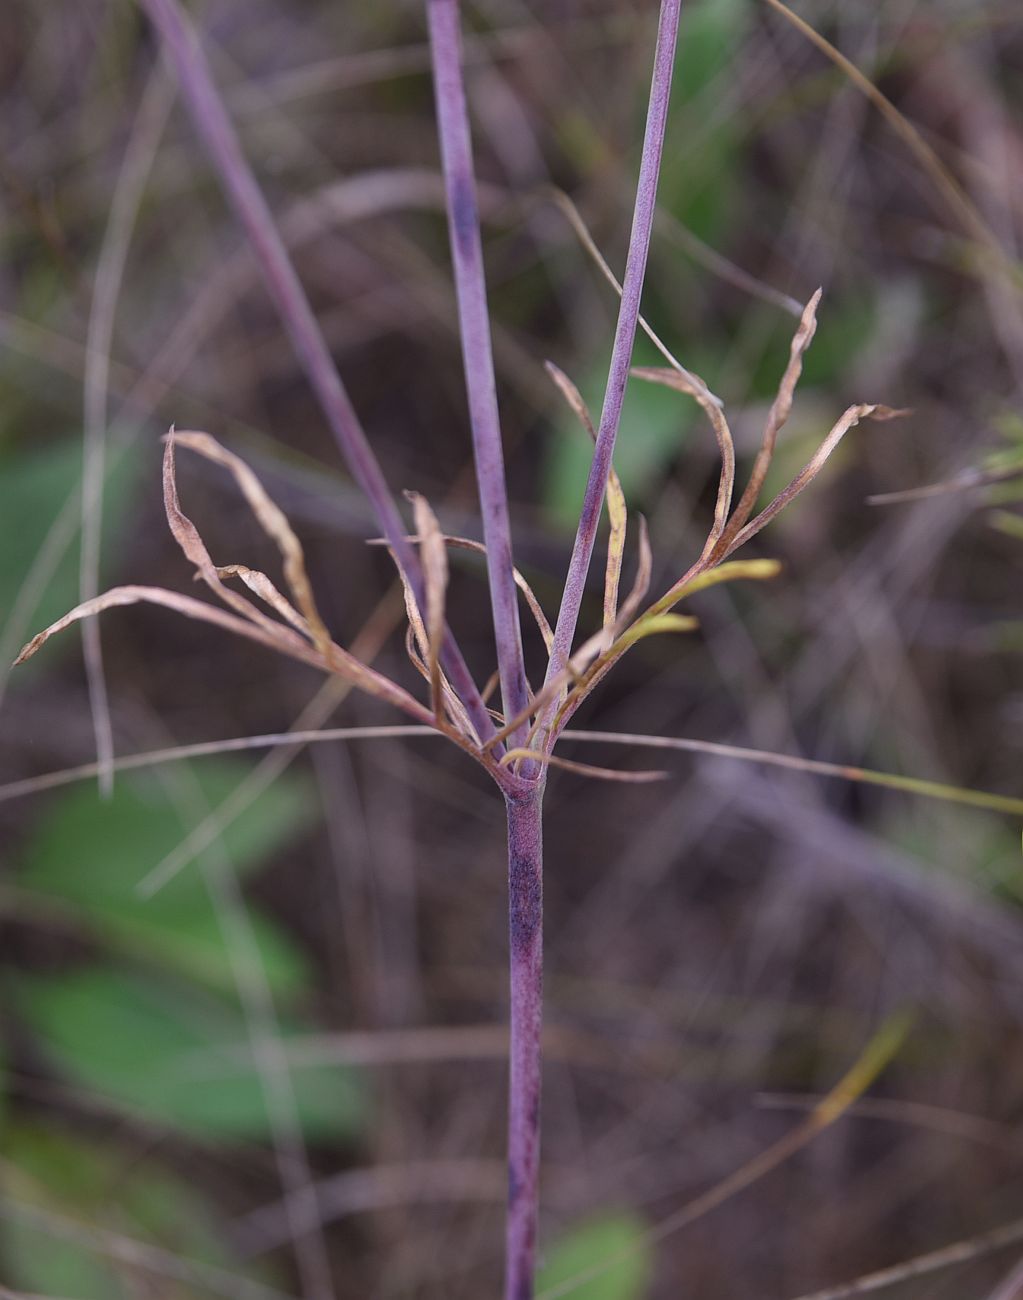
[1,0,1022,1296]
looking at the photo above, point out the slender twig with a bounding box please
[136,0,500,754]
[541,0,682,722]
[786,1217,1023,1300]
[425,0,530,747]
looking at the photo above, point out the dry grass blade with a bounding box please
[655,206,804,317]
[549,187,722,407]
[13,585,326,671]
[713,289,822,555]
[867,462,1022,506]
[538,1016,910,1299]
[787,1218,1023,1300]
[0,1194,292,1300]
[631,364,736,556]
[722,405,909,558]
[171,429,332,653]
[545,361,627,626]
[407,492,448,722]
[499,748,668,783]
[763,0,1018,289]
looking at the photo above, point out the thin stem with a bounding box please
[504,785,545,1300]
[82,67,176,796]
[541,0,682,709]
[137,0,498,752]
[425,0,530,748]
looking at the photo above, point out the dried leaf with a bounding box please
[723,404,909,558]
[13,581,433,728]
[170,430,332,654]
[546,361,627,627]
[407,492,448,722]
[398,565,476,742]
[632,364,735,556]
[163,430,304,648]
[480,669,501,706]
[370,532,554,654]
[14,585,325,671]
[215,565,308,634]
[714,289,822,554]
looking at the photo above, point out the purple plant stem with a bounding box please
[425,0,531,751]
[504,784,545,1300]
[541,0,682,713]
[138,0,499,753]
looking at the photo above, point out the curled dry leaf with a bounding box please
[545,361,627,628]
[214,565,309,635]
[17,429,445,737]
[402,620,476,740]
[714,289,822,556]
[722,403,910,558]
[163,429,309,652]
[631,364,736,556]
[170,429,333,653]
[370,531,554,653]
[407,491,448,723]
[14,585,326,672]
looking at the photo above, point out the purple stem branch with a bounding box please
[541,0,682,713]
[138,0,499,752]
[425,0,531,750]
[504,785,545,1300]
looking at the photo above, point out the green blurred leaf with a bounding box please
[15,967,365,1143]
[1,1124,265,1299]
[537,1211,652,1300]
[544,345,695,528]
[15,762,316,998]
[0,436,145,674]
[675,0,750,98]
[659,0,749,241]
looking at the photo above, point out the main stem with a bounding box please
[504,784,545,1300]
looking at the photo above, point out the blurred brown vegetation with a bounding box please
[1,1,1022,1297]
